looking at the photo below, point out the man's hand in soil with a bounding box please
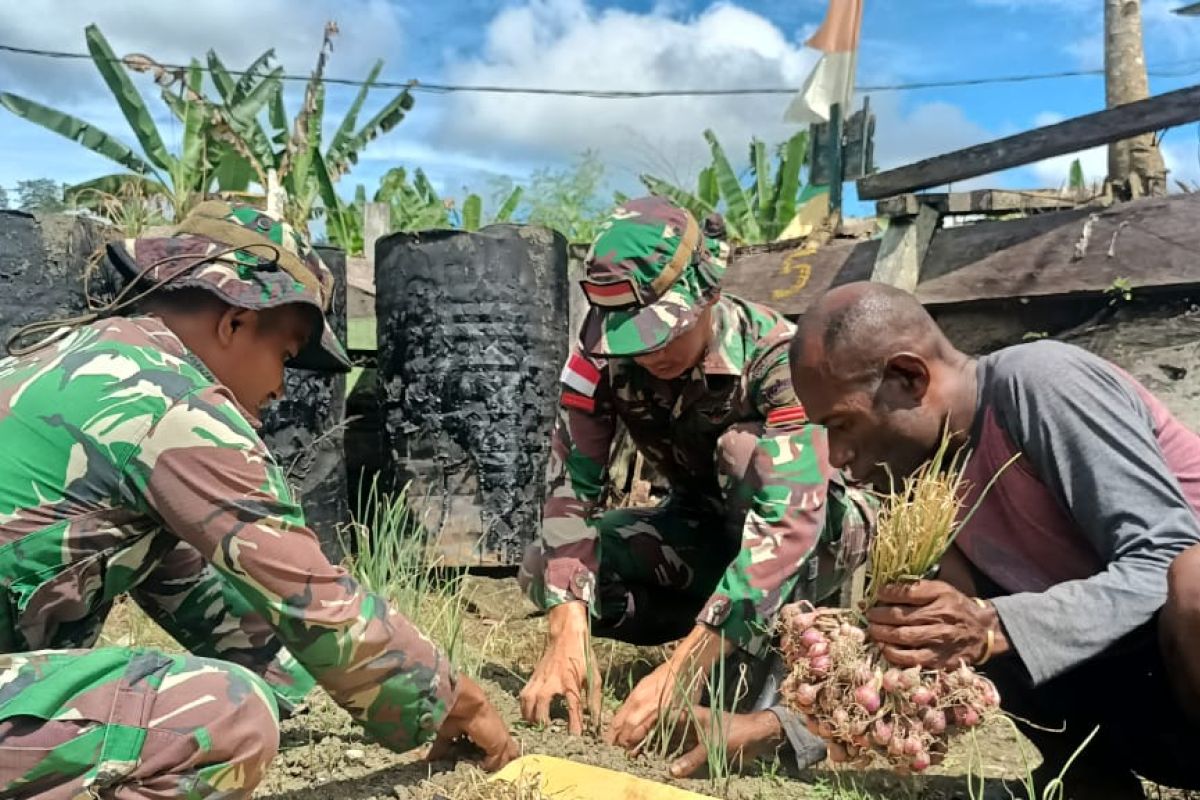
[865,580,1009,669]
[606,625,732,751]
[519,601,601,735]
[427,675,519,771]
[668,708,785,778]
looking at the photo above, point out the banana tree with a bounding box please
[203,23,416,233]
[0,24,217,220]
[639,128,810,244]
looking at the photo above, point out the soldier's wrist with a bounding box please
[547,600,590,638]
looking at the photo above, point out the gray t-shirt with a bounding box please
[960,340,1200,684]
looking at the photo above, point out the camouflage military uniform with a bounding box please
[0,203,457,799]
[520,197,875,656]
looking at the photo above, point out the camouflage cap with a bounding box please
[106,201,350,373]
[578,195,727,358]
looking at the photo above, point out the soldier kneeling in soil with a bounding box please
[518,195,876,776]
[787,281,1200,799]
[0,202,517,799]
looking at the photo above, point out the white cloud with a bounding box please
[434,0,821,183]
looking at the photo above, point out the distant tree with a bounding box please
[0,184,8,210]
[521,150,612,243]
[16,179,66,213]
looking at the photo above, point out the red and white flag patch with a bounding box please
[561,390,596,414]
[561,353,602,397]
[580,277,641,308]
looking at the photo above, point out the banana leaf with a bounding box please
[704,128,759,242]
[697,166,719,209]
[462,194,482,230]
[330,88,415,176]
[66,172,165,203]
[176,62,209,196]
[0,92,159,177]
[771,130,808,236]
[494,186,523,223]
[327,60,383,169]
[313,149,356,254]
[233,49,278,104]
[85,24,174,173]
[206,52,238,102]
[751,138,770,221]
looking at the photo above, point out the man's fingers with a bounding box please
[867,622,946,648]
[865,602,934,627]
[879,644,939,668]
[425,725,456,763]
[874,580,944,605]
[565,689,583,736]
[670,744,709,779]
[533,691,554,728]
[518,685,537,724]
[587,671,603,722]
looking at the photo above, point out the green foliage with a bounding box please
[640,128,812,244]
[1068,158,1086,192]
[1107,276,1134,305]
[0,25,213,220]
[15,179,67,213]
[346,478,478,676]
[521,150,612,243]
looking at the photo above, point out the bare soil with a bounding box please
[102,577,1187,800]
[249,577,1035,800]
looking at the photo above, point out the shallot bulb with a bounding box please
[882,668,903,693]
[793,683,818,706]
[854,684,882,714]
[911,751,932,772]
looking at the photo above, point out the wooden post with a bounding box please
[827,102,844,219]
[363,202,389,268]
[870,204,939,292]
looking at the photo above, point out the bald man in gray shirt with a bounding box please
[788,281,1200,799]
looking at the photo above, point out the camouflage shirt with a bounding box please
[540,294,851,652]
[0,316,455,751]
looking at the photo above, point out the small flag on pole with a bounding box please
[784,0,864,124]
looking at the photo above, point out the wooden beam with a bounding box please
[876,188,1102,219]
[857,82,1200,200]
[363,202,389,267]
[870,204,939,292]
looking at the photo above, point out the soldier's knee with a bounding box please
[716,422,764,482]
[190,658,281,775]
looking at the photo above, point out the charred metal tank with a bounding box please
[376,224,569,567]
[259,244,350,561]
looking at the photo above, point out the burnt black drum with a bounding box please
[259,245,350,562]
[0,211,117,351]
[376,224,568,567]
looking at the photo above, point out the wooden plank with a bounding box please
[870,204,938,292]
[722,235,880,316]
[725,192,1200,315]
[877,189,1102,219]
[363,202,389,266]
[917,192,1200,306]
[857,82,1200,200]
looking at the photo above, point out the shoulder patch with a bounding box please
[766,405,808,427]
[561,352,603,397]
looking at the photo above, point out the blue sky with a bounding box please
[1,0,1198,219]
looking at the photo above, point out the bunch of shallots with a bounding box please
[779,605,999,772]
[778,430,1012,773]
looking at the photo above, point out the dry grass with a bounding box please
[416,771,555,800]
[863,426,1016,609]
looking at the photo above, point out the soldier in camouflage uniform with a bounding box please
[518,196,875,776]
[0,201,516,799]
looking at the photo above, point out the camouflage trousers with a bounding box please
[524,423,874,646]
[0,647,279,799]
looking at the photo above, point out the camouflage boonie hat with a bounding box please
[579,195,728,358]
[106,200,350,373]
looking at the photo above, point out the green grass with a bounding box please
[343,476,481,677]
